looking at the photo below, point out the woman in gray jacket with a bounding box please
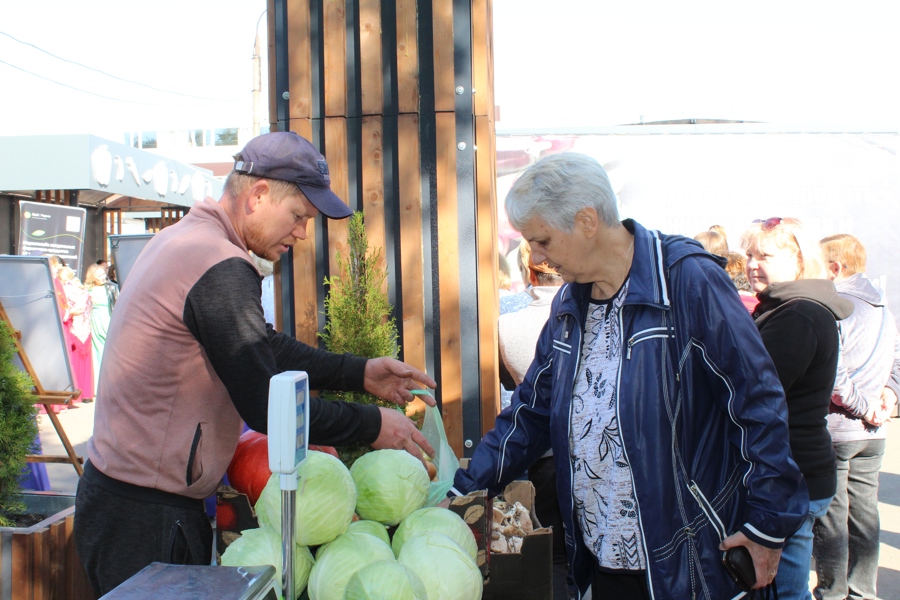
[814,234,899,600]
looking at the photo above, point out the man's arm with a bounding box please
[182,258,431,448]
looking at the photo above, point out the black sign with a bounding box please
[17,200,87,278]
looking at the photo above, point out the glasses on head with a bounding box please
[753,217,782,230]
[753,217,799,231]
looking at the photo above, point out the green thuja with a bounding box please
[319,212,401,467]
[0,321,39,526]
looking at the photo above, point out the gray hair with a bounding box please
[505,153,619,233]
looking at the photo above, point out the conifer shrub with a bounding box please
[0,320,39,526]
[319,212,402,468]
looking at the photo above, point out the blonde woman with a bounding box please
[741,218,853,599]
[84,264,112,393]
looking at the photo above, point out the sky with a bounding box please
[0,0,269,139]
[0,0,897,139]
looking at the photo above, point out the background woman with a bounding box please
[741,217,853,599]
[84,264,112,393]
[58,266,94,403]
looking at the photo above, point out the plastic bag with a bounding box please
[420,403,459,506]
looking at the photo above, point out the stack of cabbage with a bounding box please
[220,449,482,600]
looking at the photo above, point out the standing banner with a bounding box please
[17,200,87,278]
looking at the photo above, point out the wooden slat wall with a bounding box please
[270,0,497,457]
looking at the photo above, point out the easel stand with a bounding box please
[0,301,84,477]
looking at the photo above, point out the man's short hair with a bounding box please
[224,171,301,205]
[820,233,866,276]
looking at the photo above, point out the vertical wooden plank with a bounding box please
[436,111,463,456]
[432,0,455,113]
[324,0,348,117]
[475,113,499,434]
[32,528,49,600]
[64,515,76,599]
[49,522,64,600]
[397,114,426,373]
[11,532,33,600]
[289,120,322,345]
[471,0,494,119]
[361,116,387,292]
[359,0,384,115]
[286,0,311,119]
[396,0,419,114]
[324,117,351,278]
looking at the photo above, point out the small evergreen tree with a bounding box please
[319,212,401,467]
[0,320,39,526]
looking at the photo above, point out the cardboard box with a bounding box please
[215,486,259,559]
[449,480,553,600]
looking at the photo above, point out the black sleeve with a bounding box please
[182,257,381,444]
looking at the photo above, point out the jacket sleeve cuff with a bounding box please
[740,523,785,549]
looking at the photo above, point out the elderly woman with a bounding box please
[451,153,807,599]
[741,218,853,599]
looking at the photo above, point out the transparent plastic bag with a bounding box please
[420,403,459,506]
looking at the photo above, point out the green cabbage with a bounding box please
[350,450,430,525]
[256,450,356,546]
[219,525,314,599]
[307,531,395,600]
[348,519,391,546]
[343,559,427,600]
[398,532,483,600]
[392,507,477,561]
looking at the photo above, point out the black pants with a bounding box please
[528,455,572,600]
[591,568,650,600]
[74,461,213,596]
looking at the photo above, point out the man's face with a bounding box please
[517,216,583,284]
[245,190,319,262]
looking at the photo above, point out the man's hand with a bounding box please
[364,357,437,408]
[720,531,782,589]
[871,387,898,426]
[372,407,436,461]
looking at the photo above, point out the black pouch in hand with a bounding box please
[722,545,756,591]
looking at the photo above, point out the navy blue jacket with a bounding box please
[453,220,808,599]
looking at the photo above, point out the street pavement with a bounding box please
[39,402,900,598]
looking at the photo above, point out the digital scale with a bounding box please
[102,372,310,600]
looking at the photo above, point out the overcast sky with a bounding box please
[0,1,897,139]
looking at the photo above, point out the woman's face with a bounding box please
[745,239,800,292]
[517,216,585,284]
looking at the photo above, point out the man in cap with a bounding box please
[75,132,436,595]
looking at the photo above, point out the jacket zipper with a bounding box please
[687,480,727,542]
[615,309,656,600]
[565,313,583,595]
[626,327,672,359]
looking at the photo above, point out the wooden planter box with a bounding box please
[0,492,95,600]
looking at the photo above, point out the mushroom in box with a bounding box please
[449,480,553,600]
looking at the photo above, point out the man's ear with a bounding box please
[829,261,842,281]
[247,179,270,212]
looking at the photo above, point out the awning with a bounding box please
[0,134,224,208]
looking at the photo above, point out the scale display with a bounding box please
[267,371,309,478]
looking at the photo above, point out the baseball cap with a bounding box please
[233,131,353,219]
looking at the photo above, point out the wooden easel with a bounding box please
[0,300,84,477]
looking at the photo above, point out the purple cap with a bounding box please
[233,132,352,219]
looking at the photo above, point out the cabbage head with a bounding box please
[350,450,429,525]
[308,531,395,600]
[392,507,477,560]
[398,532,482,600]
[256,450,356,546]
[343,559,427,600]
[348,519,391,546]
[220,525,315,599]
